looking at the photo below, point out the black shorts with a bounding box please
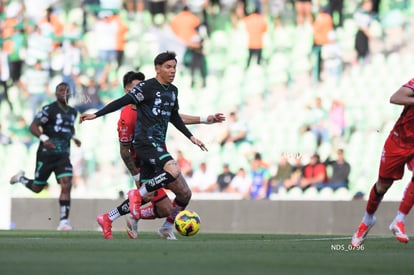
[134,144,173,181]
[34,152,73,185]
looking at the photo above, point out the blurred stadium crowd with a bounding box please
[0,0,413,201]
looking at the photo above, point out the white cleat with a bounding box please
[57,219,73,231]
[10,170,25,185]
[126,214,138,239]
[158,226,177,240]
[389,220,409,243]
[351,216,376,247]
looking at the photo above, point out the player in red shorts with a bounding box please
[96,71,225,239]
[351,78,414,247]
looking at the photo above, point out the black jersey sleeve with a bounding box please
[170,109,193,139]
[94,94,134,118]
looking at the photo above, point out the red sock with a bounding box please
[139,204,156,219]
[399,181,414,215]
[366,184,384,214]
[166,200,186,224]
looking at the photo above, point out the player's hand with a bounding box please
[43,140,56,149]
[73,138,81,147]
[191,136,208,151]
[79,113,96,123]
[206,113,225,124]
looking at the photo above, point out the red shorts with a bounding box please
[379,136,414,181]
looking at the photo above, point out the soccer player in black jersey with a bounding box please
[80,51,207,236]
[10,82,81,230]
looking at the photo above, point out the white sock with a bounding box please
[395,211,406,223]
[362,212,374,225]
[161,220,173,228]
[139,185,148,197]
[108,208,121,221]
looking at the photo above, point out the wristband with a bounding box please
[71,135,78,140]
[133,174,140,182]
[39,134,49,142]
[200,115,210,124]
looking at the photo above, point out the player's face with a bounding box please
[156,60,176,85]
[56,85,71,104]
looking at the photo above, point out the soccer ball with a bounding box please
[174,210,201,236]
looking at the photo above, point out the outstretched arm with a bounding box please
[79,94,133,123]
[180,113,226,125]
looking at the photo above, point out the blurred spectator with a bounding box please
[20,59,51,118]
[187,24,208,88]
[270,153,293,194]
[300,97,329,148]
[216,163,235,191]
[170,6,201,50]
[81,0,100,32]
[61,34,83,98]
[171,6,208,88]
[321,32,342,82]
[8,115,34,150]
[282,156,304,190]
[219,111,250,148]
[354,0,374,65]
[25,21,53,69]
[249,152,271,199]
[299,153,328,191]
[190,162,217,192]
[114,12,128,68]
[321,148,351,190]
[224,167,251,198]
[312,6,334,83]
[0,48,13,112]
[93,10,119,79]
[328,99,345,145]
[75,76,104,113]
[176,150,192,178]
[38,6,64,50]
[328,0,344,29]
[243,7,268,69]
[294,0,313,26]
[2,5,26,98]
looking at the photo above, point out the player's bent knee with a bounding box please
[163,160,181,179]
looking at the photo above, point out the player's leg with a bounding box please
[97,192,155,239]
[389,172,414,243]
[126,189,171,239]
[128,149,178,219]
[10,153,49,193]
[351,138,404,247]
[158,173,192,240]
[55,156,74,230]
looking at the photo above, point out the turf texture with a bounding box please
[0,230,413,275]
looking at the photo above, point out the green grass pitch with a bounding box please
[0,230,413,275]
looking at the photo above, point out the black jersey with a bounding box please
[128,78,190,147]
[34,101,78,155]
[94,78,193,147]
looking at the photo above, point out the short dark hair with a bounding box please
[154,51,177,66]
[123,71,145,88]
[55,82,70,92]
